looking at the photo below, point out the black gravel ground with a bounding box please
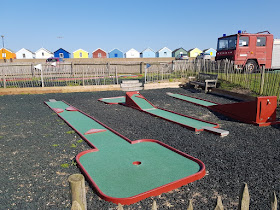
[0,88,279,210]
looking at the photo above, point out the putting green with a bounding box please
[99,96,126,104]
[167,93,217,106]
[45,100,205,203]
[130,93,216,130]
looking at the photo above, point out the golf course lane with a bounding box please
[45,100,205,203]
[78,141,201,198]
[167,93,217,106]
[146,109,217,130]
[99,96,126,104]
[129,93,216,130]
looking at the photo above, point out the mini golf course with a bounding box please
[167,92,280,127]
[45,99,206,205]
[99,91,229,136]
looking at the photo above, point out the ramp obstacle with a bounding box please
[167,92,280,127]
[98,92,229,136]
[45,100,205,205]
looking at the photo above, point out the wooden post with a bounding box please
[82,67,85,86]
[41,66,44,88]
[71,62,74,76]
[260,66,265,95]
[115,66,118,84]
[71,201,82,210]
[140,62,144,74]
[238,183,250,210]
[117,203,123,210]
[2,68,6,88]
[271,191,277,210]
[151,200,157,210]
[68,174,87,210]
[214,196,224,210]
[186,199,193,210]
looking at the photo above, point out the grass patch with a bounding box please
[70,144,77,148]
[66,130,75,134]
[61,163,69,168]
[52,144,59,147]
[77,139,83,143]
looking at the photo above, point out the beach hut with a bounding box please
[35,48,53,59]
[73,49,89,58]
[108,49,123,58]
[187,48,202,58]
[172,47,188,58]
[0,48,16,59]
[54,48,70,59]
[203,48,216,57]
[124,48,140,58]
[16,48,35,59]
[92,48,107,58]
[156,47,172,57]
[140,48,155,58]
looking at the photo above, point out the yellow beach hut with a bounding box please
[187,48,202,58]
[73,49,89,58]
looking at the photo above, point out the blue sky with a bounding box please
[1,0,280,54]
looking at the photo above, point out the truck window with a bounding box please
[256,37,266,46]
[217,35,237,51]
[239,36,249,47]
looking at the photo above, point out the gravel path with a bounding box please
[0,88,279,209]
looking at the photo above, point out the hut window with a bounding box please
[164,52,167,55]
[42,52,44,56]
[98,53,102,58]
[59,53,64,58]
[80,52,82,57]
[114,53,118,57]
[23,53,26,58]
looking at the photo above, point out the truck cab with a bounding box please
[215,31,274,71]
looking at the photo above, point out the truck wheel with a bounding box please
[245,60,258,73]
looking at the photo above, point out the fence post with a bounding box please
[186,199,193,210]
[71,62,74,76]
[2,68,6,88]
[271,191,277,210]
[41,66,44,88]
[82,67,85,86]
[260,66,265,95]
[115,66,118,84]
[140,62,144,74]
[238,183,250,210]
[68,174,87,210]
[151,200,157,210]
[214,196,224,210]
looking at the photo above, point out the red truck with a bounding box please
[215,31,280,71]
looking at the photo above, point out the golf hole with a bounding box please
[133,161,141,165]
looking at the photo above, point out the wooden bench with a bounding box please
[189,73,218,93]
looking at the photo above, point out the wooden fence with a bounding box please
[1,60,279,104]
[68,174,278,210]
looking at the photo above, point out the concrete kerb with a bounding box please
[0,82,182,95]
[0,85,121,95]
[144,82,181,90]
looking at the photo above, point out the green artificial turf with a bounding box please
[168,93,217,106]
[99,96,126,104]
[130,93,215,129]
[46,100,201,199]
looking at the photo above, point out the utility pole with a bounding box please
[1,35,6,62]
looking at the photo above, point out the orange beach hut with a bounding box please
[0,48,16,59]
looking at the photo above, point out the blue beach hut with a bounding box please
[156,47,172,57]
[140,48,155,58]
[203,48,216,57]
[108,49,123,58]
[54,48,71,59]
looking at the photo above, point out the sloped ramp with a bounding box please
[99,91,229,136]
